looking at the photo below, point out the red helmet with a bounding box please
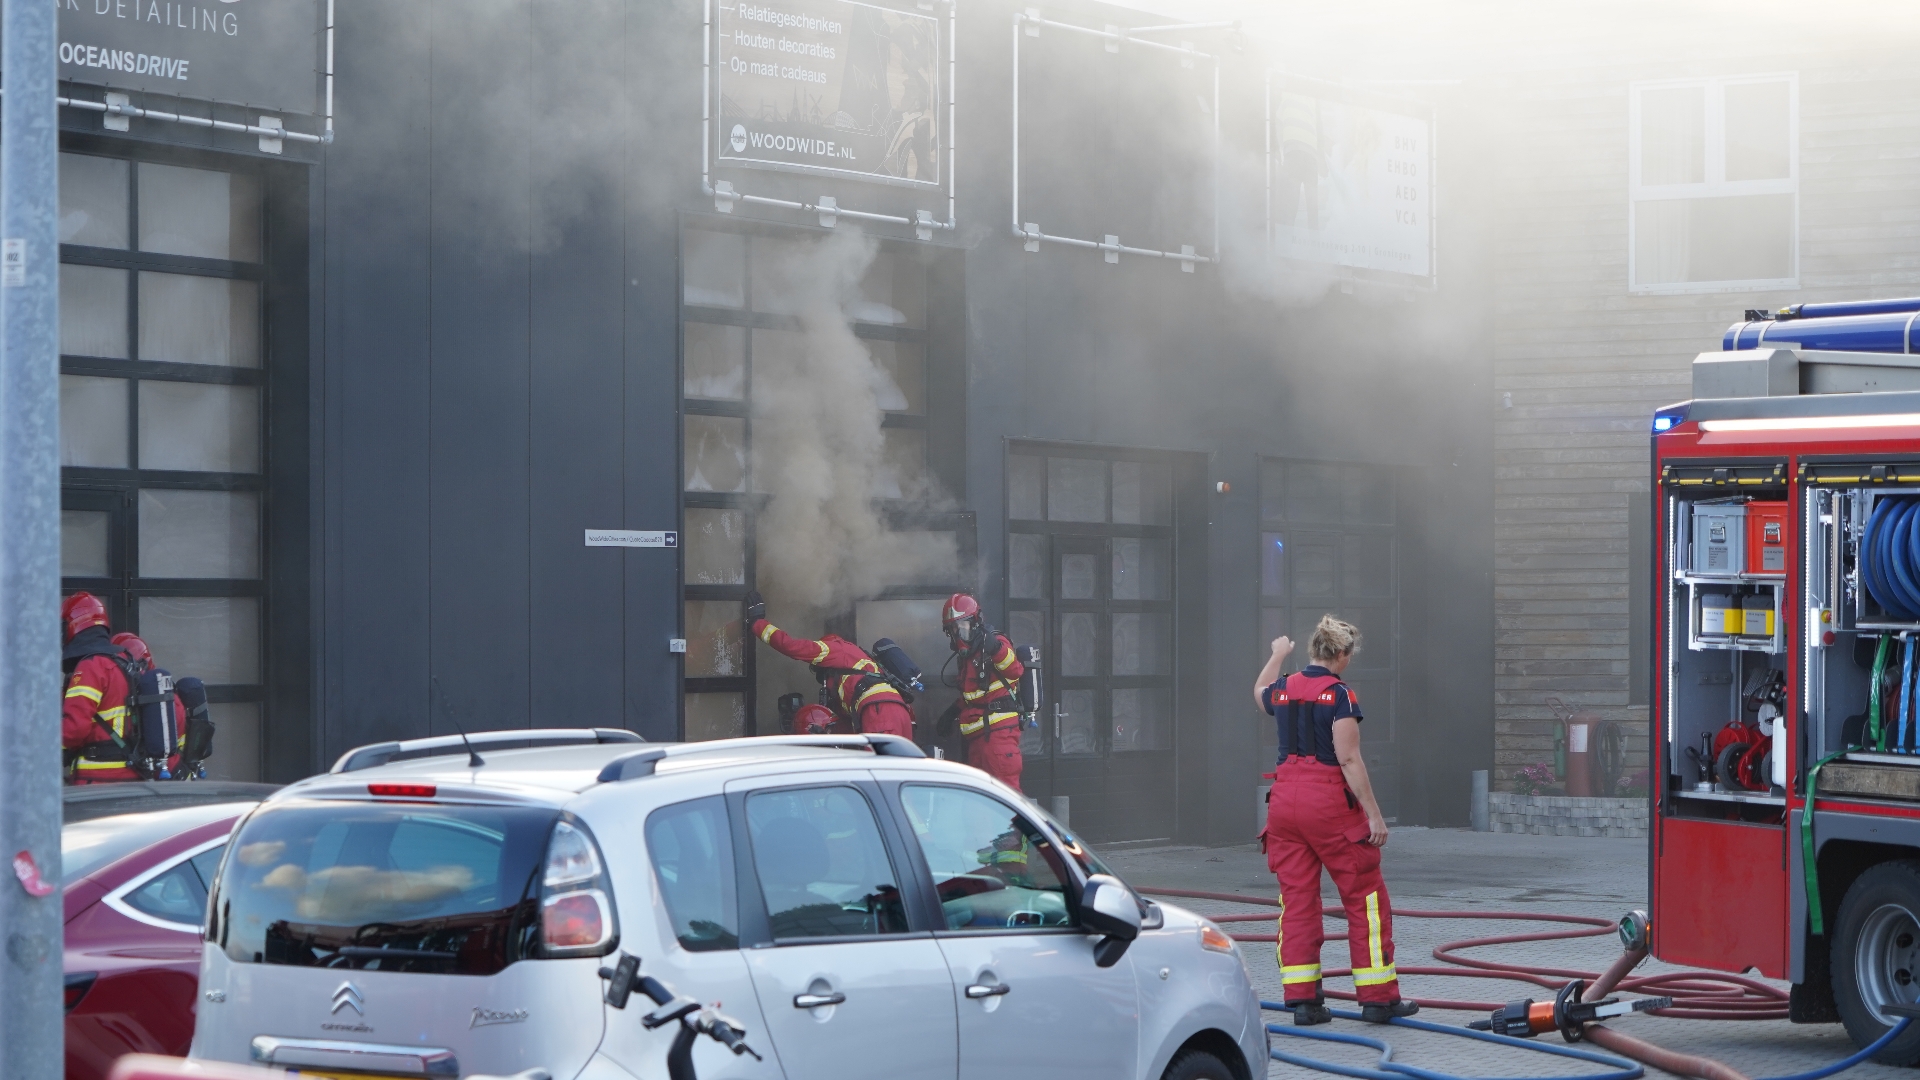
[111,632,151,666]
[942,593,981,631]
[791,703,839,735]
[62,591,109,642]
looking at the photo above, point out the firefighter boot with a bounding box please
[1360,1000,1420,1024]
[1291,998,1332,1026]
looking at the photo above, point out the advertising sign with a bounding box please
[1270,77,1432,279]
[715,0,941,187]
[28,0,324,117]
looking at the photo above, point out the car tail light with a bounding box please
[65,972,96,1013]
[367,783,436,798]
[537,819,617,958]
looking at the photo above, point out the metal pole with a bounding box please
[0,0,65,1075]
[1471,769,1491,831]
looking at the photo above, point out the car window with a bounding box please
[122,843,225,926]
[1025,802,1113,880]
[745,786,907,939]
[898,785,1074,932]
[646,796,739,951]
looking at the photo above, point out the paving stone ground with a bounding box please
[1100,829,1898,1080]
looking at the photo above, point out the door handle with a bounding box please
[793,992,845,1009]
[964,982,1011,999]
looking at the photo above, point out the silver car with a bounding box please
[189,731,1266,1080]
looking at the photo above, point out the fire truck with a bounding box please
[1652,297,1920,1060]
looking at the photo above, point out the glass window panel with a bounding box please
[684,691,746,741]
[1058,688,1096,754]
[749,326,805,378]
[1111,537,1169,601]
[683,508,747,585]
[63,510,111,578]
[60,264,129,359]
[1261,607,1287,656]
[1111,612,1170,677]
[897,786,1072,932]
[1112,461,1172,525]
[140,488,260,578]
[60,374,129,467]
[138,273,261,367]
[1725,81,1791,182]
[683,322,746,400]
[60,154,129,248]
[1047,458,1107,522]
[1345,468,1393,524]
[685,600,745,677]
[876,427,926,499]
[1007,609,1044,653]
[748,236,813,315]
[684,414,747,492]
[138,163,261,262]
[122,854,210,925]
[1059,553,1097,600]
[139,382,261,473]
[1112,687,1172,752]
[745,786,907,939]
[1262,532,1287,599]
[1008,455,1044,520]
[1640,86,1705,185]
[848,250,925,328]
[1260,464,1285,522]
[1286,464,1340,523]
[137,595,259,684]
[199,702,260,782]
[1343,534,1393,597]
[1292,541,1337,599]
[1635,194,1794,286]
[866,339,926,414]
[1008,533,1046,599]
[1059,612,1097,676]
[683,230,746,308]
[645,796,740,952]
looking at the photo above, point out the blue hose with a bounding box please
[1865,497,1920,620]
[1261,1002,1912,1080]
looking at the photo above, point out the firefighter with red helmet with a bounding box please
[743,592,915,740]
[936,592,1026,791]
[59,593,154,783]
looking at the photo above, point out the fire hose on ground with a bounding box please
[1138,887,1913,1080]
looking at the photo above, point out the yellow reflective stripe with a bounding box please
[994,650,1019,671]
[962,688,987,700]
[65,684,103,702]
[1366,891,1384,970]
[1352,964,1398,987]
[855,682,897,706]
[810,642,831,663]
[959,718,985,736]
[74,759,133,770]
[986,711,1020,728]
[758,624,778,644]
[1281,964,1322,984]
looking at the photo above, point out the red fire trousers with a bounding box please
[1263,756,1400,1004]
[858,700,914,741]
[965,720,1024,791]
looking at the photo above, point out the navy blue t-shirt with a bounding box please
[1263,665,1362,764]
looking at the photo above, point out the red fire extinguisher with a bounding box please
[1547,697,1601,797]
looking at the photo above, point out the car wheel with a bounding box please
[1160,1049,1236,1080]
[1832,860,1920,1063]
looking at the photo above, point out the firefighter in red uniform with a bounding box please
[744,592,915,740]
[937,593,1026,791]
[1254,614,1418,1027]
[60,593,144,784]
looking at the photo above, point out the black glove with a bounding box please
[935,700,960,736]
[743,590,766,623]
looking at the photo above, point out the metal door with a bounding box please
[731,779,957,1080]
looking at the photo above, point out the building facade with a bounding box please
[49,0,1494,841]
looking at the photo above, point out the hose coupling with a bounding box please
[1469,980,1673,1043]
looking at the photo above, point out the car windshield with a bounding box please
[209,799,558,976]
[61,802,255,886]
[1026,803,1114,880]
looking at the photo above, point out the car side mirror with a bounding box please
[1080,874,1141,967]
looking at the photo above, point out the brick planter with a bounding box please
[1488,793,1648,838]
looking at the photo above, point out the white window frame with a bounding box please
[1627,73,1799,295]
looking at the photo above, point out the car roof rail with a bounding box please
[331,727,644,773]
[596,733,926,784]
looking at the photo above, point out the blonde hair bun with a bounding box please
[1309,614,1361,663]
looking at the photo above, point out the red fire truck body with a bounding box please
[1652,371,1920,1048]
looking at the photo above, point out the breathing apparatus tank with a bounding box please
[870,638,926,694]
[1015,645,1042,728]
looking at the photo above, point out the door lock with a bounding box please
[964,983,1011,999]
[793,992,846,1009]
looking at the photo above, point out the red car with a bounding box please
[62,783,277,1080]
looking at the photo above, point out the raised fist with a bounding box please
[743,590,766,623]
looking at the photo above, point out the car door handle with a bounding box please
[965,983,1011,999]
[793,992,846,1009]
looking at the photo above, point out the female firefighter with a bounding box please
[1253,614,1417,1027]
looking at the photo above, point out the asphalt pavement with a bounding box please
[1101,829,1898,1080]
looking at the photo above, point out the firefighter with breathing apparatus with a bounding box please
[1254,613,1418,1027]
[935,592,1041,791]
[60,591,215,783]
[744,591,923,740]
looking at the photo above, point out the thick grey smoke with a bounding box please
[749,230,961,623]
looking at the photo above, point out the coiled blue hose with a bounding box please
[1262,1003,1912,1080]
[1864,496,1920,621]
